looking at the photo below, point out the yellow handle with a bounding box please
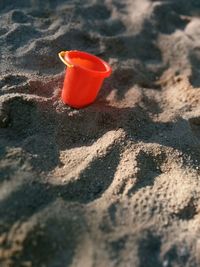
[58,51,74,68]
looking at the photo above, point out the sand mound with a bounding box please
[1,0,200,266]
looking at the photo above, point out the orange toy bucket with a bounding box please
[58,50,112,108]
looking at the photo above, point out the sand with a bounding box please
[1,0,200,266]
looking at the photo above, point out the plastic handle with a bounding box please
[58,51,74,68]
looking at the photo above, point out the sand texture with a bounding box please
[1,0,200,266]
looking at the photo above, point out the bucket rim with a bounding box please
[63,50,112,77]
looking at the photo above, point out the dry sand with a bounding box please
[1,0,200,266]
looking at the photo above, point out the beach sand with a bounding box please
[1,0,200,266]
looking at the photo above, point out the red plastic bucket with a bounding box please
[58,50,112,108]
